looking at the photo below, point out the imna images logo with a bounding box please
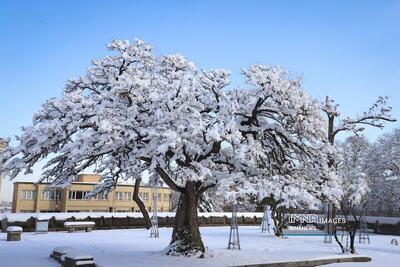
[283,214,346,236]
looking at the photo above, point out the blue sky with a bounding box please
[0,0,400,200]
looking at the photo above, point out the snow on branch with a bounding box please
[332,96,396,137]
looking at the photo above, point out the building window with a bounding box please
[152,193,161,201]
[142,192,149,201]
[68,190,90,200]
[21,190,36,200]
[43,190,61,200]
[94,192,108,200]
[115,192,131,201]
[124,192,131,201]
[115,192,123,201]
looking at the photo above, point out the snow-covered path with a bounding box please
[0,226,399,267]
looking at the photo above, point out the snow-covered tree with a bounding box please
[218,65,341,236]
[321,96,396,253]
[2,37,395,257]
[336,135,370,253]
[367,129,400,216]
[2,39,161,228]
[323,96,395,146]
[2,39,241,257]
[372,129,400,180]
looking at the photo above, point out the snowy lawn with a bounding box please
[0,226,399,267]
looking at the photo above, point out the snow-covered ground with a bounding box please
[0,226,399,267]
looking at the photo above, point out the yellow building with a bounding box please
[12,174,171,213]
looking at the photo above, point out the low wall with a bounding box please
[1,212,263,232]
[2,212,399,236]
[373,220,400,235]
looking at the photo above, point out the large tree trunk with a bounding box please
[270,206,283,237]
[265,197,285,237]
[132,178,151,229]
[167,181,205,257]
[327,113,344,252]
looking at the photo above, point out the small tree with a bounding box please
[321,96,396,253]
[337,135,370,253]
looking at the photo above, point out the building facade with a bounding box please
[12,174,172,213]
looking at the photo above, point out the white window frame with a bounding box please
[115,192,123,201]
[43,190,61,200]
[94,192,108,200]
[123,192,131,201]
[68,190,90,200]
[21,190,36,200]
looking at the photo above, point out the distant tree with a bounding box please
[367,129,400,216]
[321,96,396,253]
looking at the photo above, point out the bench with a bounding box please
[7,226,23,241]
[64,221,95,233]
[63,253,95,267]
[50,247,96,267]
[50,247,73,263]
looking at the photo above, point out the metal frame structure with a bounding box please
[228,204,240,250]
[359,212,370,244]
[261,205,271,234]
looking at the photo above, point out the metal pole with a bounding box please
[324,202,333,243]
[150,187,159,238]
